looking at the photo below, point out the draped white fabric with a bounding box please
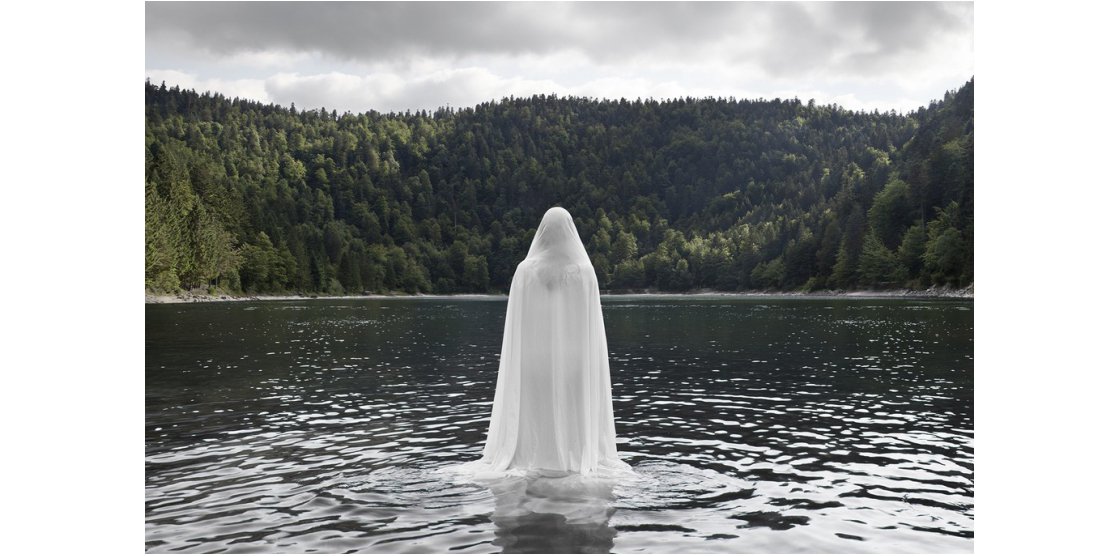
[468,207,629,477]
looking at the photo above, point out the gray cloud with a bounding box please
[736,2,973,78]
[148,2,972,78]
[148,2,575,61]
[259,68,559,113]
[828,2,971,72]
[146,2,972,114]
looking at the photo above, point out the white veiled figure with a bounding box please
[470,207,629,477]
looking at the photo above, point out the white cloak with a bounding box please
[472,207,629,476]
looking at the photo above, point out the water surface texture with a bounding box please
[146,296,973,553]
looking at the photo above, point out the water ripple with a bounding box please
[147,296,973,553]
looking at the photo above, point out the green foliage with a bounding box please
[611,259,645,289]
[750,257,786,289]
[144,78,973,294]
[897,223,928,287]
[827,237,858,290]
[868,178,913,249]
[612,230,638,265]
[144,140,240,292]
[922,203,968,287]
[923,227,966,286]
[858,235,904,287]
[239,232,296,292]
[145,181,186,292]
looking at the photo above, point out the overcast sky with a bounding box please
[145,1,973,114]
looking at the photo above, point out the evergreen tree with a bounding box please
[144,78,973,294]
[858,235,903,287]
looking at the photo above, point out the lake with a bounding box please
[145,295,973,553]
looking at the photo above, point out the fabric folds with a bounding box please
[467,207,629,477]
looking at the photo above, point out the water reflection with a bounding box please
[483,474,619,553]
[146,296,973,553]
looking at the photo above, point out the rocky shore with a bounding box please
[603,284,973,298]
[146,284,972,304]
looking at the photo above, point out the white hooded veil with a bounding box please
[470,207,629,476]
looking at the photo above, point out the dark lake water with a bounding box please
[146,295,973,553]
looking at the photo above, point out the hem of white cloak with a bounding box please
[446,457,637,481]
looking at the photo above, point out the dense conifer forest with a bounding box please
[145,78,973,295]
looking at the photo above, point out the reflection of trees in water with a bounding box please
[483,474,618,553]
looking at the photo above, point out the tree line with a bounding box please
[145,78,973,295]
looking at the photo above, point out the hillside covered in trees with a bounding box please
[145,79,973,295]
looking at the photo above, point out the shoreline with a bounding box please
[146,284,973,304]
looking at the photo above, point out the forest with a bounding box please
[145,78,973,295]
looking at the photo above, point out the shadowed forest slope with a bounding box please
[145,79,973,294]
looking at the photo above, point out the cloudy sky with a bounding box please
[145,1,973,114]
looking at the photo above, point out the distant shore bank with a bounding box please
[146,284,972,304]
[606,285,973,299]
